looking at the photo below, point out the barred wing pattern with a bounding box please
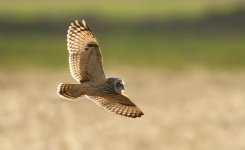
[87,94,144,118]
[67,20,106,83]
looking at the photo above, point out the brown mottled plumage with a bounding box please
[57,20,143,118]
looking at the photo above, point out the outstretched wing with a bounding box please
[67,20,106,83]
[87,94,144,118]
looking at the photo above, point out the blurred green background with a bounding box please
[0,0,244,70]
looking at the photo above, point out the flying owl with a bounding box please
[57,20,144,118]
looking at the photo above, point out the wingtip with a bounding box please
[82,19,88,28]
[57,83,64,96]
[118,109,144,118]
[75,19,79,25]
[57,83,78,101]
[57,83,68,100]
[71,19,88,29]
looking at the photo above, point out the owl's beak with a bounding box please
[122,85,125,90]
[120,80,125,90]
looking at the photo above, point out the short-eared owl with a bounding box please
[57,20,143,118]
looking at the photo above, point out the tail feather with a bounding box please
[57,83,84,100]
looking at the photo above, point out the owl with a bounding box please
[57,20,144,118]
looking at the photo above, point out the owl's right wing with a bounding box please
[67,20,106,83]
[87,94,144,118]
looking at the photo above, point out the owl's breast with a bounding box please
[81,82,116,96]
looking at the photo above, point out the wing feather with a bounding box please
[87,94,144,118]
[67,20,106,83]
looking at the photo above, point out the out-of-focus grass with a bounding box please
[0,0,244,70]
[0,34,66,69]
[102,32,245,70]
[0,0,242,22]
[1,32,244,70]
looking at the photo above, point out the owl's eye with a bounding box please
[116,83,121,87]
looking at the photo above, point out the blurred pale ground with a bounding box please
[0,68,245,150]
[0,0,245,150]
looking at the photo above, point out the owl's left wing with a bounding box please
[67,20,106,83]
[87,94,144,118]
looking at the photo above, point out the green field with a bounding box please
[1,32,244,70]
[0,0,244,70]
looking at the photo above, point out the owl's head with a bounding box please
[107,78,125,94]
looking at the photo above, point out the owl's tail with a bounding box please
[57,83,84,100]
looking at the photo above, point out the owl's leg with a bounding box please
[57,83,84,100]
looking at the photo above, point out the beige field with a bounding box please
[0,68,245,150]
